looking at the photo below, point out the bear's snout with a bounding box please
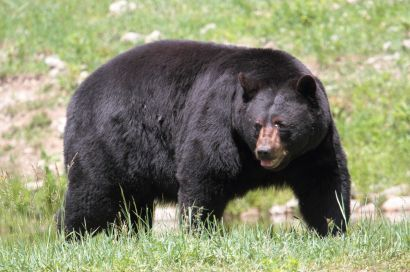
[256,146,272,160]
[255,126,287,169]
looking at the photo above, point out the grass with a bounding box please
[0,216,409,271]
[0,170,409,271]
[0,0,409,270]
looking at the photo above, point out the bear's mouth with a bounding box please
[260,158,282,169]
[256,149,288,170]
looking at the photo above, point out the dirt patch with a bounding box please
[0,75,66,177]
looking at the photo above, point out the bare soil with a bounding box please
[0,75,66,177]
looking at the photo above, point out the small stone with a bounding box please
[44,55,65,70]
[49,68,61,78]
[128,2,136,10]
[109,1,136,15]
[153,206,178,232]
[77,71,89,84]
[380,184,409,198]
[332,3,340,10]
[383,52,400,61]
[240,208,260,223]
[383,41,392,51]
[384,210,410,223]
[331,34,339,41]
[270,213,293,224]
[57,117,66,137]
[109,0,127,14]
[358,203,376,213]
[144,30,161,43]
[366,56,379,64]
[121,32,142,43]
[352,203,376,220]
[269,205,287,215]
[13,91,31,103]
[154,206,177,221]
[402,39,410,49]
[285,198,298,214]
[382,196,410,212]
[199,23,216,35]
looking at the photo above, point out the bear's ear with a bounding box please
[238,72,260,101]
[296,74,317,101]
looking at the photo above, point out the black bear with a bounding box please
[59,40,350,236]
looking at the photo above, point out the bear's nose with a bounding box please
[256,146,272,159]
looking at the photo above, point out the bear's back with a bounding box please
[64,40,311,182]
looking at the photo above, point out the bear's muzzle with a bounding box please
[255,125,287,170]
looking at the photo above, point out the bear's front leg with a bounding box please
[177,177,228,229]
[292,167,350,236]
[176,136,240,230]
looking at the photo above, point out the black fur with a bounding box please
[59,40,350,236]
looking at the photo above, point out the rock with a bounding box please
[350,199,361,213]
[25,180,44,191]
[109,1,136,15]
[270,213,293,224]
[382,196,410,212]
[56,117,66,137]
[269,198,298,216]
[121,32,142,43]
[383,41,392,51]
[331,3,340,10]
[358,203,376,213]
[285,198,298,213]
[144,30,161,43]
[384,210,410,223]
[77,71,89,84]
[153,206,178,232]
[45,55,66,77]
[199,23,216,35]
[269,205,287,215]
[380,184,409,199]
[154,206,177,221]
[49,68,61,77]
[402,39,410,50]
[44,55,65,70]
[351,203,376,220]
[240,208,260,223]
[331,34,339,42]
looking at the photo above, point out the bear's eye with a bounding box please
[274,121,284,129]
[254,122,262,131]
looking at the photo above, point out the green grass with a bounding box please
[0,1,409,270]
[0,171,409,271]
[0,218,409,271]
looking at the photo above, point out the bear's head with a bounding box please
[235,72,331,171]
